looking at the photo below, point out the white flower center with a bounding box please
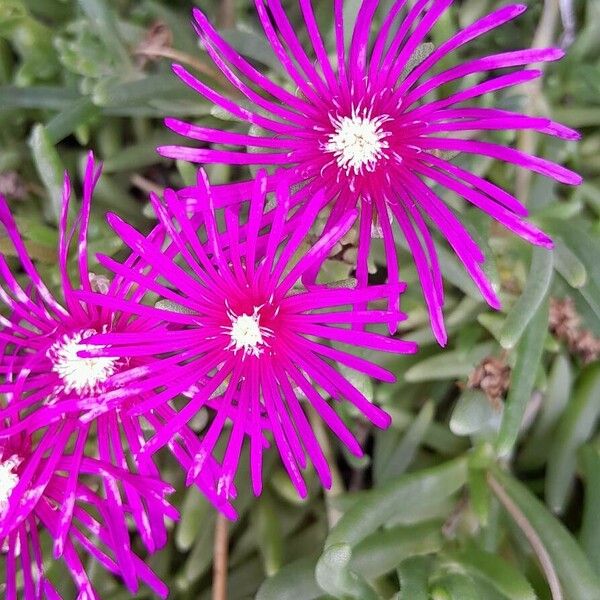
[324,108,392,176]
[224,305,273,358]
[0,455,21,515]
[48,328,120,396]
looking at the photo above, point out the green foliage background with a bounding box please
[1,0,600,598]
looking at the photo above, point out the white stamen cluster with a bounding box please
[47,328,120,396]
[224,305,273,358]
[324,107,392,176]
[0,455,22,515]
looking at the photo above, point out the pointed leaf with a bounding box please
[554,237,587,289]
[546,363,600,513]
[446,546,537,600]
[28,123,66,225]
[351,522,443,579]
[376,401,434,482]
[253,491,284,577]
[315,544,378,600]
[431,573,480,600]
[0,85,80,109]
[490,468,600,600]
[175,487,211,552]
[256,556,322,600]
[450,389,502,437]
[579,443,600,576]
[326,458,467,548]
[398,556,430,600]
[519,354,573,469]
[497,295,549,456]
[500,247,554,349]
[78,0,133,70]
[45,98,100,145]
[405,341,496,382]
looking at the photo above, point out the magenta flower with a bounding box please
[76,171,418,498]
[0,153,235,543]
[0,421,173,598]
[158,1,582,345]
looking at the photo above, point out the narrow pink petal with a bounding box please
[192,7,317,113]
[423,115,554,135]
[274,361,332,488]
[349,0,379,83]
[333,0,349,92]
[420,150,528,216]
[404,48,564,108]
[373,194,404,328]
[248,362,264,496]
[300,323,418,354]
[388,200,448,346]
[157,144,290,165]
[379,0,430,80]
[0,199,66,319]
[54,421,89,559]
[369,0,408,79]
[97,416,138,591]
[245,173,269,280]
[397,3,528,94]
[170,63,301,135]
[385,187,445,307]
[141,363,230,457]
[263,0,330,99]
[261,359,307,497]
[290,343,391,428]
[298,0,339,92]
[427,107,579,141]
[5,530,18,600]
[195,23,313,126]
[302,336,396,383]
[76,289,196,325]
[282,284,401,313]
[77,152,101,293]
[386,0,453,87]
[19,527,35,599]
[164,118,297,148]
[282,355,364,457]
[412,159,554,249]
[254,0,327,107]
[263,358,307,471]
[217,382,252,498]
[398,168,501,309]
[417,137,582,185]
[409,70,542,117]
[277,208,358,295]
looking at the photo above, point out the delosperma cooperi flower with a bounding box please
[0,153,236,547]
[0,421,174,598]
[159,1,582,345]
[75,171,418,499]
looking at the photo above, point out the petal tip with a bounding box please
[569,173,584,186]
[155,145,173,159]
[191,6,205,22]
[163,117,177,129]
[378,412,393,429]
[488,295,503,311]
[171,63,186,78]
[105,211,120,227]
